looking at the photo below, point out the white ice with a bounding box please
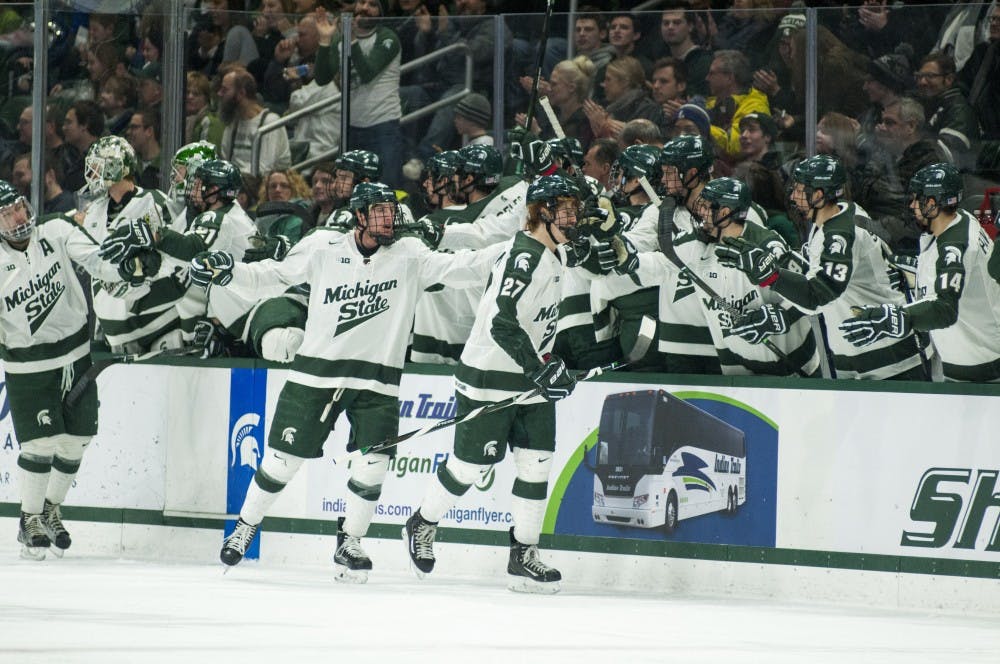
[2,551,998,664]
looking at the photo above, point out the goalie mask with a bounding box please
[694,177,751,239]
[170,141,217,204]
[351,182,401,247]
[0,179,35,244]
[908,162,963,227]
[526,174,581,242]
[610,144,663,207]
[84,135,138,196]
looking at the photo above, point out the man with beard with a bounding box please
[217,65,290,175]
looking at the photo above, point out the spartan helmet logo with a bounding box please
[514,252,532,272]
[827,235,848,255]
[483,440,499,458]
[229,413,262,470]
[36,409,52,426]
[281,427,297,445]
[765,239,785,260]
[943,246,962,266]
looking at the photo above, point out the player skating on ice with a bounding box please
[404,174,584,594]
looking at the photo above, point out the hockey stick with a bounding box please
[523,0,556,131]
[333,316,657,464]
[654,200,810,378]
[65,345,203,407]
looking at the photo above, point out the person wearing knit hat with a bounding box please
[776,13,806,38]
[738,112,781,169]
[453,93,494,147]
[859,44,914,145]
[673,102,711,138]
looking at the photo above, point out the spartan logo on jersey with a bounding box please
[827,235,848,255]
[281,427,297,445]
[36,409,52,426]
[765,239,786,259]
[3,263,67,334]
[325,278,398,335]
[671,452,717,493]
[483,440,498,457]
[230,413,262,470]
[942,246,963,266]
[513,252,533,272]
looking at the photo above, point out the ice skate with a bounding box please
[18,512,51,561]
[507,528,561,594]
[220,518,258,568]
[42,500,71,557]
[403,510,437,578]
[333,519,372,584]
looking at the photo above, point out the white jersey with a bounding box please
[910,210,1000,381]
[223,233,493,395]
[438,180,528,251]
[0,215,122,374]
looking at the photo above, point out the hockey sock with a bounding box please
[47,436,90,505]
[342,454,389,538]
[419,456,489,523]
[511,448,553,546]
[18,454,53,515]
[240,449,304,525]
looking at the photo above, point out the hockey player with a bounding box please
[324,149,383,230]
[0,180,138,559]
[404,174,583,594]
[719,155,927,380]
[198,182,495,582]
[840,163,1000,382]
[547,137,585,176]
[166,140,217,222]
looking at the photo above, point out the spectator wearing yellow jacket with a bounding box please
[705,50,770,160]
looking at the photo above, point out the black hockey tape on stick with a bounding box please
[333,316,658,464]
[657,204,810,378]
[523,0,555,131]
[65,346,203,407]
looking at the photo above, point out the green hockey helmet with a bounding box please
[456,144,503,188]
[170,141,217,202]
[194,159,243,203]
[696,177,751,230]
[547,137,584,171]
[611,144,664,204]
[909,162,963,214]
[661,135,715,179]
[792,154,846,206]
[350,181,401,246]
[526,174,581,238]
[0,179,35,243]
[421,150,461,209]
[84,135,138,196]
[335,150,382,181]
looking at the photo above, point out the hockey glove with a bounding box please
[838,303,911,347]
[593,240,619,273]
[527,355,576,402]
[576,196,621,242]
[562,237,592,268]
[412,217,445,250]
[611,235,639,276]
[725,304,789,345]
[887,253,917,292]
[116,249,162,286]
[190,251,235,289]
[243,234,291,263]
[99,217,155,263]
[193,318,228,359]
[715,237,779,287]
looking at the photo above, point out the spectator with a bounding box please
[185,71,224,148]
[136,62,163,112]
[659,3,712,97]
[584,56,662,141]
[453,93,493,147]
[815,111,863,200]
[125,108,162,191]
[262,13,321,110]
[61,100,104,193]
[305,162,336,232]
[255,168,312,243]
[188,19,225,77]
[651,57,688,133]
[582,137,620,194]
[915,51,982,168]
[606,13,652,77]
[788,26,871,131]
[257,168,311,204]
[960,4,1000,140]
[284,16,341,164]
[53,40,124,103]
[204,0,260,67]
[252,0,297,72]
[10,153,30,197]
[314,1,404,188]
[751,13,804,142]
[573,10,615,71]
[836,0,937,63]
[671,102,711,139]
[139,21,162,67]
[738,112,781,170]
[10,153,76,214]
[516,56,595,150]
[714,0,779,69]
[856,97,942,253]
[98,74,137,136]
[857,45,914,156]
[706,50,770,160]
[217,66,291,175]
[619,119,663,149]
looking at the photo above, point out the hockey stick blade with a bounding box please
[333,316,657,464]
[65,345,202,407]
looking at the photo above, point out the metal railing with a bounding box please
[250,41,473,176]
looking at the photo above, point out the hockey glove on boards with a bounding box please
[715,237,779,286]
[527,355,576,402]
[725,304,789,345]
[838,303,911,347]
[190,251,234,288]
[99,217,155,263]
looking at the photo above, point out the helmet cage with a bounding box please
[0,195,36,243]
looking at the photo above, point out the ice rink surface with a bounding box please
[2,552,998,664]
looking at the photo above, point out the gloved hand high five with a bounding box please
[243,234,291,263]
[715,236,779,286]
[190,251,235,289]
[725,304,788,345]
[839,304,911,347]
[99,217,155,263]
[527,355,576,402]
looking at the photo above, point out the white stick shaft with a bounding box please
[539,96,565,139]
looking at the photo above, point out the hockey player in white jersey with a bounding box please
[0,180,136,559]
[841,163,1000,382]
[165,140,217,224]
[404,175,584,594]
[196,182,495,582]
